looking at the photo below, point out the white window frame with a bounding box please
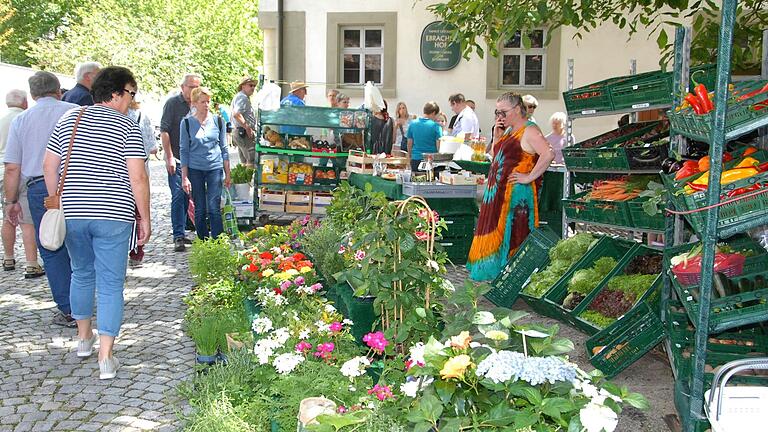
[340,26,384,86]
[500,29,547,89]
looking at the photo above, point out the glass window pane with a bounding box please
[364,54,381,84]
[524,55,543,85]
[529,30,544,48]
[503,31,521,48]
[502,55,520,85]
[365,29,382,48]
[343,54,360,84]
[343,29,360,48]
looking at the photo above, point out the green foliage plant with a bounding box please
[299,220,346,284]
[187,313,223,356]
[231,164,255,184]
[523,233,596,298]
[189,234,237,286]
[326,182,388,233]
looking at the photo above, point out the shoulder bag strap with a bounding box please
[57,107,87,197]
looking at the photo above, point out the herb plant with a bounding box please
[230,164,255,184]
[189,235,237,285]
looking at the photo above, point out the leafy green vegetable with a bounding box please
[567,257,618,295]
[523,234,596,298]
[606,274,657,300]
[579,310,617,329]
[549,233,596,263]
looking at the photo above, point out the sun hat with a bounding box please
[290,81,308,93]
[238,76,257,90]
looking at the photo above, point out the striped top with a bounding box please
[46,105,147,222]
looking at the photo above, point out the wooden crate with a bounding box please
[259,189,285,212]
[346,149,374,174]
[286,191,312,214]
[312,192,333,215]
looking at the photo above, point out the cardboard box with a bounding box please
[285,191,312,214]
[312,192,333,215]
[259,189,285,212]
[233,200,255,218]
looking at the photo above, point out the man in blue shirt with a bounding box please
[62,62,101,106]
[406,101,443,172]
[4,71,78,327]
[280,81,307,135]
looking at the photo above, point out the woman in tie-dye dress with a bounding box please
[467,93,554,281]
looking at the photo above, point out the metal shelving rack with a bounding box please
[561,60,670,239]
[662,7,768,432]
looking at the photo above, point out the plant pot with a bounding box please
[195,353,218,365]
[216,350,228,365]
[233,183,252,200]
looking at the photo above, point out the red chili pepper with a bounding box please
[738,82,768,101]
[727,184,761,198]
[723,152,733,163]
[691,70,714,113]
[758,162,768,172]
[752,97,768,112]
[685,93,705,114]
[686,182,708,192]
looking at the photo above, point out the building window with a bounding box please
[341,26,384,85]
[500,29,546,88]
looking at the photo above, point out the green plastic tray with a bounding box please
[663,235,768,280]
[562,190,633,227]
[585,301,666,379]
[542,237,634,327]
[627,197,666,231]
[611,71,672,111]
[486,226,561,308]
[562,121,659,170]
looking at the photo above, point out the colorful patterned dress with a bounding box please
[467,124,540,281]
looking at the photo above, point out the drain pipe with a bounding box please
[277,0,284,93]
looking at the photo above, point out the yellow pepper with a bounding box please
[735,157,759,169]
[688,167,759,192]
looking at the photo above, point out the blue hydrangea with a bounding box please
[476,351,577,386]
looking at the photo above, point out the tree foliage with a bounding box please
[0,0,13,52]
[426,0,767,72]
[23,0,262,103]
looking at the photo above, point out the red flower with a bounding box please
[260,251,273,260]
[414,231,429,241]
[246,263,258,273]
[273,287,283,295]
[292,252,306,261]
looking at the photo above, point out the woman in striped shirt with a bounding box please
[43,66,151,380]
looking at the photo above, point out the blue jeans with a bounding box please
[65,219,132,337]
[27,181,72,315]
[188,168,223,240]
[168,162,189,240]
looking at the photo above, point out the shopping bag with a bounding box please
[221,189,239,238]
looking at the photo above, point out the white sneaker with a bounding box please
[99,356,119,380]
[76,331,98,358]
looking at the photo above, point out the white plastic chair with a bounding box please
[704,358,768,432]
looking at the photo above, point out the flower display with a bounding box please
[252,316,273,334]
[362,331,389,354]
[314,342,335,360]
[475,351,577,386]
[367,384,394,401]
[272,353,304,375]
[295,341,312,353]
[354,250,366,261]
[440,354,473,380]
[339,356,371,378]
[400,376,434,398]
[580,401,619,432]
[329,322,343,333]
[405,342,426,370]
[449,331,472,350]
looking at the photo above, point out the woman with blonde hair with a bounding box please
[393,101,413,152]
[180,87,231,240]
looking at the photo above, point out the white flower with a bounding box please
[408,343,426,366]
[296,284,315,295]
[298,328,311,340]
[254,340,276,364]
[325,304,337,314]
[599,388,623,403]
[272,353,304,375]
[271,246,281,254]
[252,317,273,334]
[580,401,618,432]
[343,319,354,326]
[315,320,331,333]
[427,260,440,272]
[272,327,290,346]
[400,376,434,398]
[340,356,371,378]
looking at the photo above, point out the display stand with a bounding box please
[254,105,371,218]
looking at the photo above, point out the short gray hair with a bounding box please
[28,71,61,99]
[5,89,27,107]
[179,73,202,86]
[75,62,102,83]
[549,111,567,126]
[497,92,527,116]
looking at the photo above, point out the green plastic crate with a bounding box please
[486,226,561,308]
[440,238,472,265]
[543,237,634,327]
[562,121,659,170]
[337,281,377,343]
[611,71,672,111]
[627,197,666,231]
[243,297,261,323]
[663,235,768,280]
[562,190,633,227]
[585,301,666,379]
[442,216,477,239]
[563,77,617,116]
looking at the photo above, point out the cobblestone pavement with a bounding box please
[0,159,194,432]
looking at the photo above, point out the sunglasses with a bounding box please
[122,89,136,99]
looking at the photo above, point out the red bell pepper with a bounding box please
[692,70,714,113]
[723,152,733,163]
[685,93,705,114]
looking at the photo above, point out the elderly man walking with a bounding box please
[4,71,78,327]
[161,73,201,252]
[0,89,45,278]
[62,62,101,106]
[230,77,257,168]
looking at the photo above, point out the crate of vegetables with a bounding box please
[563,176,655,227]
[664,235,768,284]
[312,166,339,185]
[585,301,666,379]
[517,233,599,318]
[610,65,715,112]
[563,77,617,117]
[589,121,670,171]
[626,197,666,231]
[542,237,634,327]
[575,245,663,334]
[486,226,561,308]
[562,121,656,171]
[668,79,768,142]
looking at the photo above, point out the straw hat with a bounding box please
[290,81,308,93]
[238,76,257,90]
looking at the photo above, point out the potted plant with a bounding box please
[230,164,255,200]
[187,313,221,365]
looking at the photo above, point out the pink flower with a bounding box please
[295,341,312,353]
[367,384,394,401]
[337,406,347,414]
[310,283,323,293]
[414,231,429,241]
[313,342,335,360]
[294,276,305,285]
[338,245,346,254]
[280,280,292,291]
[329,322,343,333]
[354,250,366,261]
[363,331,389,354]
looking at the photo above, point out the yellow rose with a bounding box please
[450,331,472,350]
[440,355,472,380]
[286,269,300,276]
[262,269,275,278]
[299,266,313,274]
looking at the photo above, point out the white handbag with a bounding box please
[39,107,85,251]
